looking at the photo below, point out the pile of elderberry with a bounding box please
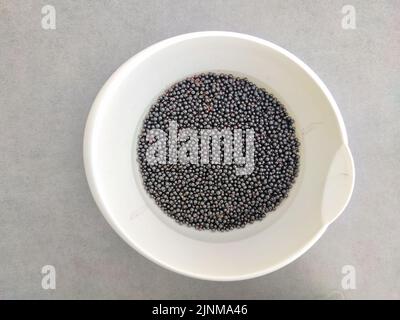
[137,73,300,231]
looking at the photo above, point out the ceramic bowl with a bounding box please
[84,31,355,281]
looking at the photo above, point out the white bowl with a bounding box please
[84,31,355,281]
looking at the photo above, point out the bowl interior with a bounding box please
[85,33,348,280]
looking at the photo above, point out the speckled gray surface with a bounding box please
[0,0,399,299]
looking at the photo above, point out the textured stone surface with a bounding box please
[0,0,399,299]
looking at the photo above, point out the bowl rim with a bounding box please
[83,31,354,281]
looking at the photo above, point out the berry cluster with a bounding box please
[137,73,300,231]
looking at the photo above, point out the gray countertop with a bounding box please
[1,0,399,299]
